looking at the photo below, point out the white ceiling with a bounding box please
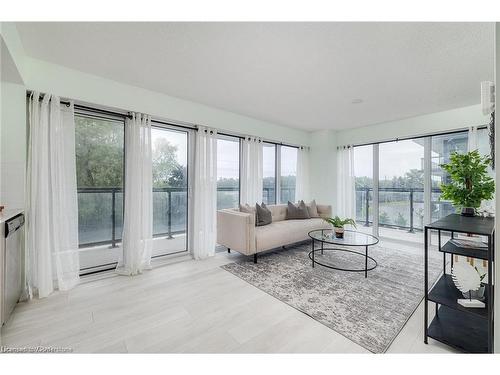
[15,22,494,131]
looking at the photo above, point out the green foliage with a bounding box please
[394,212,407,227]
[75,116,124,188]
[440,150,494,211]
[75,116,187,189]
[323,216,357,228]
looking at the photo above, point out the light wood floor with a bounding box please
[1,239,455,353]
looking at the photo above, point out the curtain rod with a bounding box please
[26,91,305,149]
[338,125,489,149]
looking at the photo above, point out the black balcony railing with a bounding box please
[78,187,188,248]
[355,187,455,232]
[78,185,297,248]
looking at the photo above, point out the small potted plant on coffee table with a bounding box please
[323,216,357,238]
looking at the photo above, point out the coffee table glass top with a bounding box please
[308,229,379,246]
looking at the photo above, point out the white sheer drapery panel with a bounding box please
[296,147,311,202]
[240,136,263,205]
[336,146,356,221]
[26,92,80,299]
[192,126,218,259]
[117,113,153,275]
[468,126,478,151]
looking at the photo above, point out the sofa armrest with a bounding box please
[217,209,256,255]
[317,204,332,218]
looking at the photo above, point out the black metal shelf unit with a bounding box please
[424,214,495,353]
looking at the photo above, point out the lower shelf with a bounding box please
[427,305,489,353]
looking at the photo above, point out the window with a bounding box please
[379,139,424,231]
[354,145,373,231]
[76,114,124,247]
[75,112,125,271]
[262,143,276,204]
[430,131,468,222]
[353,128,492,241]
[279,145,297,203]
[217,136,240,209]
[151,125,189,257]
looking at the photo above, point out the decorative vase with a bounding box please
[462,284,486,300]
[461,207,475,217]
[334,227,344,239]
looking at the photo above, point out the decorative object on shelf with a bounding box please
[322,216,356,238]
[451,262,486,308]
[440,150,495,216]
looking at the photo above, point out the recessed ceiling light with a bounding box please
[351,99,363,104]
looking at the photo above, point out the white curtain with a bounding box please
[117,113,153,275]
[26,92,79,299]
[240,136,263,205]
[468,126,478,152]
[336,145,356,219]
[192,126,218,259]
[296,147,310,202]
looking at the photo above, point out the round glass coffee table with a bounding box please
[308,229,379,278]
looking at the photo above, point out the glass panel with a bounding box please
[353,145,373,233]
[430,132,468,222]
[75,115,124,247]
[217,137,240,209]
[280,146,297,203]
[379,139,424,232]
[262,143,276,204]
[151,126,188,257]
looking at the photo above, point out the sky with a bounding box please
[151,129,298,180]
[354,140,425,179]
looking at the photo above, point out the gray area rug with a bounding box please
[222,242,442,353]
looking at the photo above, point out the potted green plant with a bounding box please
[323,216,357,238]
[440,150,494,216]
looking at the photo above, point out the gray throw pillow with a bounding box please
[307,200,320,218]
[256,203,272,226]
[286,200,311,219]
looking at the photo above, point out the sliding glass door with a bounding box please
[76,109,192,273]
[353,129,490,241]
[75,111,125,273]
[151,125,190,257]
[379,139,424,234]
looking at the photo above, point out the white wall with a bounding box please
[0,81,26,209]
[336,104,489,147]
[309,129,337,209]
[22,57,310,147]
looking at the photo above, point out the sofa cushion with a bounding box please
[286,200,311,219]
[256,203,272,226]
[255,218,330,251]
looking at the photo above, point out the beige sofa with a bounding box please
[217,203,332,262]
